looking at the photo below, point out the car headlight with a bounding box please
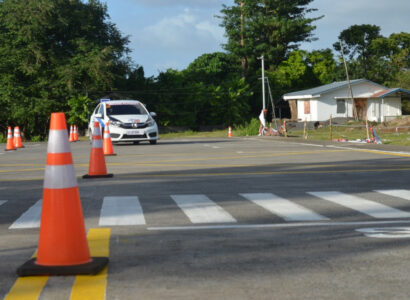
[110,120,122,127]
[146,119,155,127]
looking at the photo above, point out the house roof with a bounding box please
[370,88,410,98]
[282,79,386,100]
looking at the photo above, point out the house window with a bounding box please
[304,100,310,114]
[336,100,346,114]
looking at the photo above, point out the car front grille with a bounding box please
[120,123,148,129]
[122,134,147,139]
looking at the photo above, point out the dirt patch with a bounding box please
[376,116,410,128]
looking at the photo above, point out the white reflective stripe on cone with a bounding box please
[43,165,77,189]
[47,129,71,154]
[104,132,110,138]
[92,139,103,149]
[93,127,102,136]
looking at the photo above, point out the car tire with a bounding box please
[149,140,157,145]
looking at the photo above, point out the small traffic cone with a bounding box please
[69,125,75,142]
[83,121,113,178]
[5,126,16,151]
[16,112,108,276]
[228,126,233,138]
[73,125,79,141]
[13,126,24,148]
[103,122,116,156]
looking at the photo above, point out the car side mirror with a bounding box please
[95,113,102,118]
[150,112,157,118]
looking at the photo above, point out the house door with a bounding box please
[354,98,367,120]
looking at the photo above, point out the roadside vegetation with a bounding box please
[0,0,408,142]
[159,116,410,146]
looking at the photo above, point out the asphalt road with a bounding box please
[1,136,410,300]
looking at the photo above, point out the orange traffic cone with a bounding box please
[17,112,108,276]
[13,126,24,148]
[228,126,233,138]
[69,125,75,142]
[83,121,113,178]
[5,126,16,151]
[73,125,79,141]
[103,122,116,156]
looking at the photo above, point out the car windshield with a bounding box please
[106,104,147,116]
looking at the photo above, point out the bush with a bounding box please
[234,118,261,136]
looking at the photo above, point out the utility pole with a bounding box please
[259,55,266,111]
[339,39,358,121]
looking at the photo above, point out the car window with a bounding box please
[94,104,100,115]
[99,104,105,117]
[106,104,147,116]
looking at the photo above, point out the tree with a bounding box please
[0,0,129,138]
[333,24,382,80]
[219,0,322,75]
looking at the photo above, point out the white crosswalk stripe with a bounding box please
[9,200,42,229]
[241,193,329,221]
[375,189,410,201]
[308,191,410,219]
[99,196,146,226]
[171,194,236,223]
[5,190,410,229]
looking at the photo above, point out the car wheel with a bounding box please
[149,140,157,145]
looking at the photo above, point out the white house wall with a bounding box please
[367,97,402,122]
[296,82,386,122]
[297,99,318,121]
[385,97,402,117]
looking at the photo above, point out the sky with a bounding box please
[104,0,410,77]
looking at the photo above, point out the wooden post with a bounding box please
[329,114,333,141]
[365,117,370,141]
[303,118,307,139]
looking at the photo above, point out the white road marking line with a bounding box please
[148,220,410,231]
[9,200,42,229]
[375,189,410,201]
[308,191,410,219]
[0,200,7,206]
[326,145,410,156]
[241,193,328,221]
[99,196,146,226]
[356,227,410,239]
[171,194,236,223]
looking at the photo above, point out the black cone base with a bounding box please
[104,154,117,156]
[17,257,109,277]
[82,173,113,179]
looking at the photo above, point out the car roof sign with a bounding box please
[100,98,110,102]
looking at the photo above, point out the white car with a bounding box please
[89,99,158,144]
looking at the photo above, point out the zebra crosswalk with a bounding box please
[171,194,236,223]
[4,190,410,229]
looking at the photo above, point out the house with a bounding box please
[282,79,410,122]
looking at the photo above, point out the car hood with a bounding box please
[109,114,149,123]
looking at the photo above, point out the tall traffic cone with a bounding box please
[69,125,75,142]
[83,121,113,178]
[103,122,116,156]
[5,126,16,151]
[73,125,79,141]
[16,112,108,276]
[228,126,233,138]
[13,126,24,148]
